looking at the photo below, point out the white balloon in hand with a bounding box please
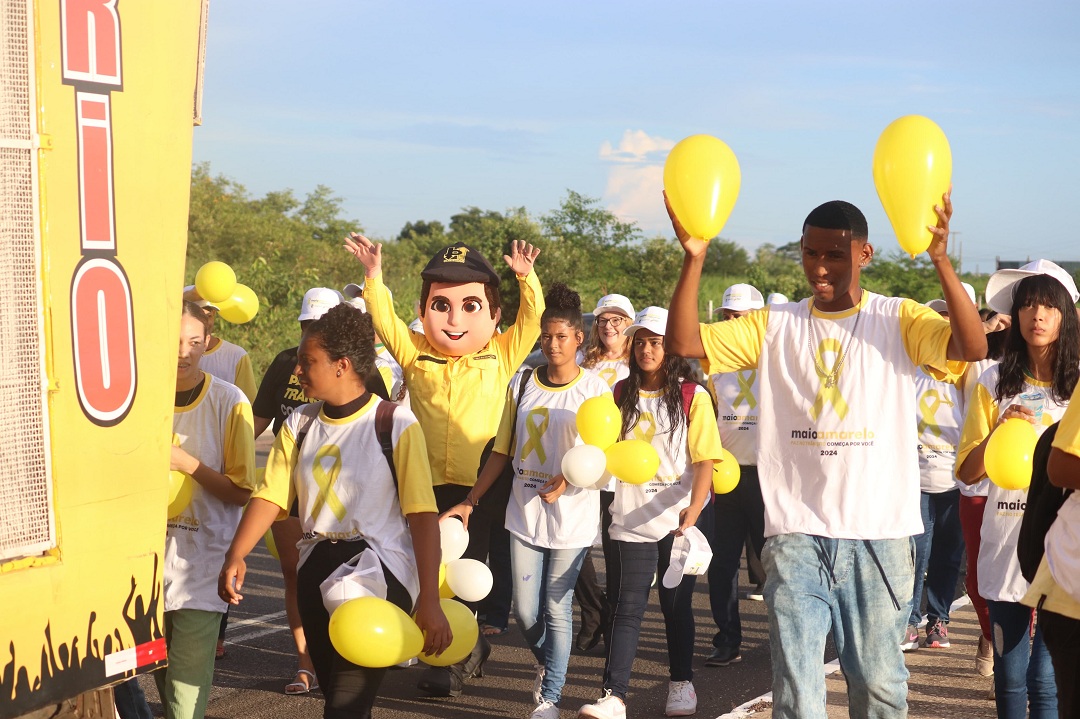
[561,444,608,489]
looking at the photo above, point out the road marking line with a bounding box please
[224,609,289,644]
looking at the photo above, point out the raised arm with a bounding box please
[496,240,544,369]
[925,190,987,362]
[663,192,708,359]
[344,233,419,367]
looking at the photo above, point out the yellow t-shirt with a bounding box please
[256,395,436,602]
[363,271,544,487]
[1053,383,1080,458]
[699,291,955,539]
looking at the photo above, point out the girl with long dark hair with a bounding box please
[578,307,723,719]
[957,260,1080,719]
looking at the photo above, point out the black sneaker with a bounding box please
[705,647,742,667]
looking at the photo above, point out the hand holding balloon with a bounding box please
[664,192,707,259]
[924,188,953,265]
[412,596,452,659]
[538,474,568,504]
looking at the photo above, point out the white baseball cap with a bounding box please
[985,260,1080,315]
[623,306,668,337]
[592,294,635,319]
[766,292,789,305]
[662,526,714,588]
[721,284,764,312]
[341,283,367,312]
[925,282,978,314]
[298,287,342,322]
[408,318,425,334]
[182,285,221,311]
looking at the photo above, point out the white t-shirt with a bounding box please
[166,375,256,613]
[375,344,406,403]
[957,358,998,498]
[201,338,256,402]
[584,358,630,390]
[960,365,1069,602]
[699,292,957,540]
[914,369,964,494]
[256,396,437,604]
[495,369,610,549]
[710,370,759,466]
[609,385,724,542]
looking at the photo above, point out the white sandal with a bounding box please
[284,669,318,695]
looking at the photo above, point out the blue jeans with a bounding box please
[986,600,1057,719]
[511,536,588,705]
[114,677,153,719]
[763,534,913,719]
[601,535,698,699]
[909,489,964,627]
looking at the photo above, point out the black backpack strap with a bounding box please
[293,402,320,450]
[508,369,534,451]
[375,399,398,489]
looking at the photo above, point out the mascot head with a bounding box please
[419,243,501,357]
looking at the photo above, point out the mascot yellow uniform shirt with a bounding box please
[957,365,1068,603]
[200,338,258,403]
[494,369,610,549]
[167,375,257,612]
[363,247,544,488]
[609,386,724,543]
[255,396,437,602]
[699,291,957,540]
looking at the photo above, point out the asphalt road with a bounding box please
[136,546,777,718]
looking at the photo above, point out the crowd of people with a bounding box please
[132,189,1080,719]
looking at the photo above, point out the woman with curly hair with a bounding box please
[578,306,723,719]
[957,260,1080,719]
[446,283,610,719]
[219,304,451,719]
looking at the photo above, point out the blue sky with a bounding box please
[194,1,1080,273]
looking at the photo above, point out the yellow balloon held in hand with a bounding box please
[712,449,741,494]
[984,418,1038,490]
[218,283,260,324]
[576,395,622,450]
[605,439,661,485]
[419,598,479,667]
[167,470,193,518]
[872,115,952,258]
[329,596,424,668]
[194,261,236,304]
[663,134,741,241]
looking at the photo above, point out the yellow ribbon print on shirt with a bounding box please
[521,408,550,463]
[917,389,953,438]
[810,339,849,421]
[632,411,657,443]
[733,370,758,410]
[311,445,346,521]
[598,368,618,388]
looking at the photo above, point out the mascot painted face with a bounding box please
[419,244,500,357]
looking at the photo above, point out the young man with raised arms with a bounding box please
[663,191,986,718]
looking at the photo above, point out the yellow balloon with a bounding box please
[605,439,661,485]
[167,470,193,517]
[419,598,479,667]
[984,418,1038,490]
[872,115,953,257]
[712,449,741,494]
[218,283,260,324]
[194,261,237,304]
[329,596,424,668]
[576,395,622,450]
[663,134,741,241]
[438,563,455,599]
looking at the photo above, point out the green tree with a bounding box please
[702,238,750,276]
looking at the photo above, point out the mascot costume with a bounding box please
[345,234,543,696]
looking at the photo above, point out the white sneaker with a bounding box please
[578,691,626,719]
[665,680,697,717]
[530,700,560,719]
[532,664,546,705]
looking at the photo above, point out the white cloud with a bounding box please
[600,130,676,232]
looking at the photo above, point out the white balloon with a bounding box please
[439,517,470,563]
[445,558,493,602]
[561,444,608,488]
[588,471,614,491]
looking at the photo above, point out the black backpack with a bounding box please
[1017,422,1071,583]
